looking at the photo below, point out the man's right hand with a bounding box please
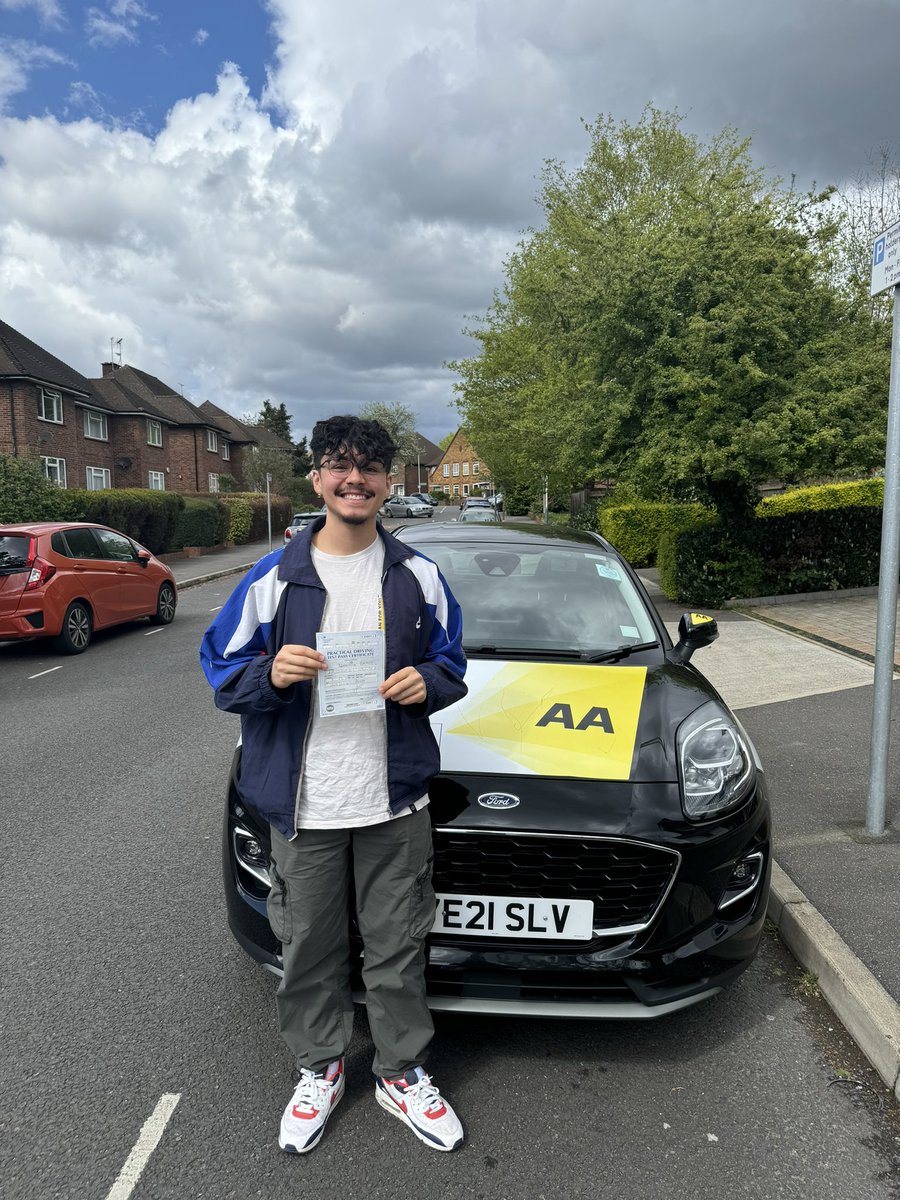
[270,644,327,689]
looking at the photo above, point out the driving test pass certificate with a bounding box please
[316,629,386,717]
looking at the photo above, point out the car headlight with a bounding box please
[676,701,755,819]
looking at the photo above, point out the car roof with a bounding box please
[395,521,615,553]
[0,521,111,535]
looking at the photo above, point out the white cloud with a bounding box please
[85,0,155,48]
[4,1,900,445]
[192,28,209,47]
[0,37,70,111]
[0,0,63,26]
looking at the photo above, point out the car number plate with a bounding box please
[432,893,594,940]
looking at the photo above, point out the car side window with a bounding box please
[61,527,105,559]
[94,529,138,562]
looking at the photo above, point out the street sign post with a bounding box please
[265,472,273,552]
[866,223,900,835]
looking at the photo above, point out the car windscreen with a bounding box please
[420,541,657,653]
[0,534,31,572]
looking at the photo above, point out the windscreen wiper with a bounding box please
[583,641,659,664]
[466,645,584,659]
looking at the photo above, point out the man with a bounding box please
[200,415,467,1155]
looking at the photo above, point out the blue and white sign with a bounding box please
[871,219,900,296]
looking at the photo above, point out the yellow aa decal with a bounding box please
[446,663,646,779]
[690,612,714,624]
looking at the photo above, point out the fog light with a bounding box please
[718,850,765,911]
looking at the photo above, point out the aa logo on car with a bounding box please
[445,662,646,779]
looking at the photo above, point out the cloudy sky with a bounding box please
[2,0,899,444]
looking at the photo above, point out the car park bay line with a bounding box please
[144,627,164,636]
[104,1093,180,1200]
[27,665,62,679]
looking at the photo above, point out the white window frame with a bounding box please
[452,462,460,477]
[442,463,450,478]
[462,461,470,476]
[208,472,219,493]
[473,461,480,475]
[452,483,460,496]
[207,429,218,452]
[38,388,63,424]
[463,483,470,495]
[83,408,108,441]
[221,440,230,461]
[148,471,165,490]
[41,456,67,487]
[147,419,162,447]
[86,466,111,491]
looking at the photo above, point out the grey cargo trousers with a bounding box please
[267,807,435,1078]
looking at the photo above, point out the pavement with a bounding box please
[171,536,900,1104]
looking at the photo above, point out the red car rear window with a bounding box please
[0,535,31,571]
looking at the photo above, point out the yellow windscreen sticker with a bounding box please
[446,663,646,779]
[690,612,714,624]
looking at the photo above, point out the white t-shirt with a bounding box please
[295,535,428,829]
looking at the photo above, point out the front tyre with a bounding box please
[54,601,92,654]
[149,582,177,625]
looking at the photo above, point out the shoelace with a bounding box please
[292,1067,336,1113]
[400,1073,444,1115]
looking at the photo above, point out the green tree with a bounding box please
[437,432,455,451]
[245,399,292,443]
[292,435,312,477]
[358,400,420,467]
[452,109,890,520]
[0,455,65,522]
[242,445,295,496]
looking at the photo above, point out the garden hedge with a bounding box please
[171,497,229,550]
[58,488,184,554]
[598,501,713,566]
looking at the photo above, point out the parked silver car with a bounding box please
[381,495,434,519]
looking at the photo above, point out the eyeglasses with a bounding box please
[320,458,387,478]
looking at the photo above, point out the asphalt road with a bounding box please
[3,574,900,1199]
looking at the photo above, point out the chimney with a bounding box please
[101,362,119,377]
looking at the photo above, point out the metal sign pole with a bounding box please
[265,473,273,553]
[866,282,900,835]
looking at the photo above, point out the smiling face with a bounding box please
[312,447,391,526]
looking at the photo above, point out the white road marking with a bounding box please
[144,628,163,636]
[105,1093,180,1200]
[210,605,224,612]
[28,666,62,680]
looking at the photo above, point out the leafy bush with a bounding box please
[599,501,712,566]
[0,455,66,522]
[224,492,292,540]
[172,497,229,549]
[659,505,883,605]
[57,488,184,553]
[219,496,253,544]
[758,478,883,517]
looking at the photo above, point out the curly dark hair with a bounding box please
[310,414,397,472]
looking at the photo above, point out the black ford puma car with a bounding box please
[223,523,770,1018]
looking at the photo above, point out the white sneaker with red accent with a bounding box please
[279,1059,345,1153]
[375,1066,464,1151]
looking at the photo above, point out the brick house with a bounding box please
[430,429,492,500]
[0,319,289,493]
[388,433,444,496]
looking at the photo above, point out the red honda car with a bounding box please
[0,522,177,654]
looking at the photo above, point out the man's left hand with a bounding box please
[380,666,427,705]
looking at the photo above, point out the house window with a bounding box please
[208,472,219,493]
[452,484,460,497]
[86,466,111,490]
[41,456,67,487]
[452,462,460,477]
[83,409,108,440]
[473,462,480,475]
[462,462,470,476]
[147,419,162,447]
[148,471,165,490]
[207,429,218,452]
[463,484,470,495]
[222,440,230,461]
[38,388,63,423]
[443,464,450,478]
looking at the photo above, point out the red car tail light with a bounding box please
[25,554,56,591]
[284,527,292,539]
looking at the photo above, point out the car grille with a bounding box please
[431,828,679,935]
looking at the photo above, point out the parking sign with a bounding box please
[871,219,900,296]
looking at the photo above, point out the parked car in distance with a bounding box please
[456,507,501,523]
[461,497,493,511]
[409,493,438,507]
[381,495,434,519]
[0,522,177,654]
[223,522,770,1019]
[283,511,322,543]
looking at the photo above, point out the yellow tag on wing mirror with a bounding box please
[671,611,719,663]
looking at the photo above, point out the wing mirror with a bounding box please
[671,611,718,663]
[136,549,152,568]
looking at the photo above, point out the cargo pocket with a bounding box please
[408,854,436,941]
[266,867,293,945]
